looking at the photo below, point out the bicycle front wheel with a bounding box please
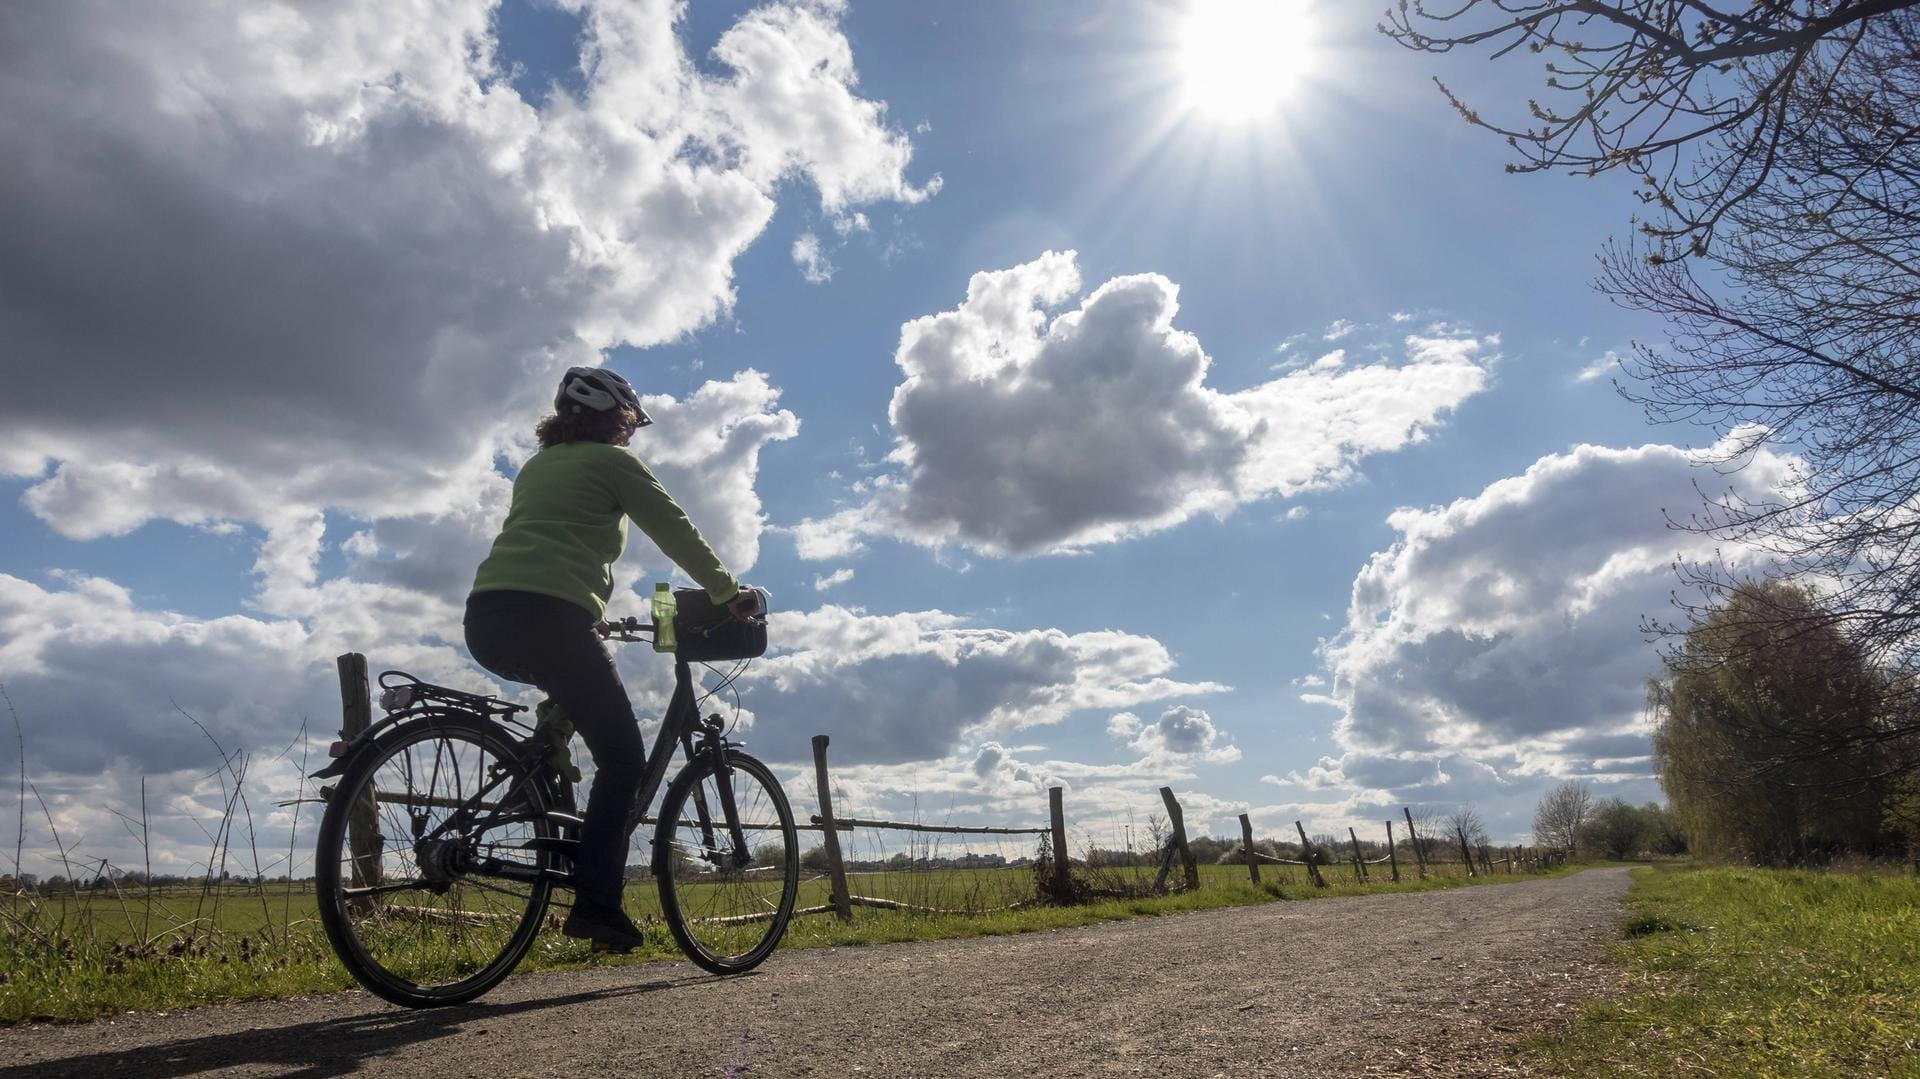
[653,749,798,974]
[315,714,554,1007]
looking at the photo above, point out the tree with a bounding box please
[1217,838,1279,866]
[1381,1,1920,248]
[1652,580,1903,863]
[1384,3,1920,669]
[1532,779,1595,856]
[1406,807,1447,864]
[1445,805,1489,867]
[1640,802,1688,856]
[1582,799,1647,860]
[1144,812,1169,861]
[1186,835,1236,864]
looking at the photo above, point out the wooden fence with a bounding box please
[799,735,1561,923]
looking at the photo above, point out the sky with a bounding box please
[0,0,1798,878]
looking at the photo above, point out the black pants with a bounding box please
[464,589,643,913]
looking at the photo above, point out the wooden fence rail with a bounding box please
[807,817,1052,836]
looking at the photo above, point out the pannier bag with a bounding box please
[672,587,768,662]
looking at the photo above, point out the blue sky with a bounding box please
[0,0,1774,875]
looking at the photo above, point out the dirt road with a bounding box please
[0,868,1629,1078]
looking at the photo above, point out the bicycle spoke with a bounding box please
[319,719,552,1006]
[656,750,798,973]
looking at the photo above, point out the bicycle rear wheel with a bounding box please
[653,749,798,974]
[315,714,554,1007]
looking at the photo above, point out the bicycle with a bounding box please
[310,591,798,1008]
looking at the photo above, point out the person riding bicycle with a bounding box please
[465,366,760,954]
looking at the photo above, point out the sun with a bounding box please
[1177,0,1317,121]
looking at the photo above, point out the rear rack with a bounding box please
[377,670,527,717]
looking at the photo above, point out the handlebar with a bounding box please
[598,587,769,644]
[597,616,655,643]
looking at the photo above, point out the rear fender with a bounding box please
[309,707,516,779]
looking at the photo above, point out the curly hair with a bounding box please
[535,405,641,448]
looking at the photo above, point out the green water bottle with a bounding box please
[651,582,677,653]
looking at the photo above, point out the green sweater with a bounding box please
[471,441,739,618]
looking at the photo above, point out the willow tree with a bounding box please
[1651,580,1899,862]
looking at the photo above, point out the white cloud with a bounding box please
[0,0,925,592]
[1296,435,1799,834]
[0,567,507,876]
[793,251,1495,559]
[813,568,855,591]
[699,1,940,213]
[614,371,801,591]
[968,741,1063,793]
[1112,705,1240,764]
[741,605,1229,765]
[1280,753,1449,793]
[1577,350,1625,382]
[792,231,835,283]
[0,574,317,779]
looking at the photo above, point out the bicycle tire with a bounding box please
[315,713,554,1007]
[653,749,799,974]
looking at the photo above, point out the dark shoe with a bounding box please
[562,904,646,954]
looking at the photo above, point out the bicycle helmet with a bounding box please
[556,366,651,425]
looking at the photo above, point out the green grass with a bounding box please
[3,859,1566,1023]
[1530,864,1920,1078]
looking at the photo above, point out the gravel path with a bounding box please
[0,868,1630,1078]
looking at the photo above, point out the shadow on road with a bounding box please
[1,973,716,1079]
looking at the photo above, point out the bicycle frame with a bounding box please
[411,654,747,892]
[634,655,753,872]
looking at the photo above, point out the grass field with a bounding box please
[1530,864,1920,1078]
[2,857,1526,1023]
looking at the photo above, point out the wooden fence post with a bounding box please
[810,735,853,922]
[1159,787,1199,891]
[1455,823,1476,877]
[1403,807,1428,880]
[1347,827,1369,884]
[1385,820,1400,883]
[1239,813,1260,885]
[1294,821,1327,888]
[1048,786,1071,898]
[335,653,379,892]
